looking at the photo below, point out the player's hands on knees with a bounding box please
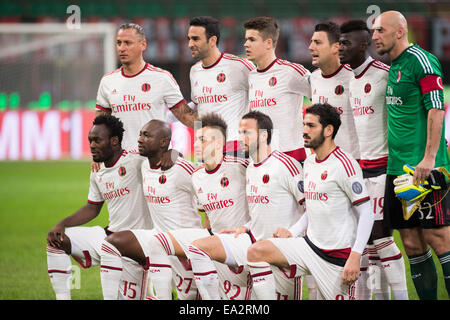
[91,161,101,172]
[342,251,361,285]
[47,224,66,249]
[272,227,293,238]
[413,157,435,185]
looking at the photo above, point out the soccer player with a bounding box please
[46,115,152,300]
[138,113,252,300]
[188,16,255,156]
[309,21,360,161]
[246,103,374,300]
[338,19,408,300]
[98,119,203,300]
[187,111,305,300]
[95,23,198,154]
[373,11,450,299]
[244,16,311,162]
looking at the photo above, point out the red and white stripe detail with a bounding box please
[154,233,173,256]
[101,243,121,257]
[294,277,302,300]
[46,245,66,255]
[146,64,179,85]
[272,150,301,177]
[224,155,249,168]
[188,245,212,259]
[176,158,196,175]
[372,60,390,72]
[276,59,309,76]
[223,53,255,71]
[333,147,356,177]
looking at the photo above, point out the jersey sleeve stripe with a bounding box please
[95,104,110,112]
[431,89,443,109]
[169,98,187,110]
[274,151,300,175]
[276,59,308,76]
[372,61,390,71]
[88,199,104,205]
[146,65,180,85]
[352,196,370,206]
[178,158,196,171]
[273,151,300,177]
[223,155,249,167]
[407,47,434,74]
[176,161,195,175]
[223,54,255,71]
[333,148,356,177]
[154,233,172,255]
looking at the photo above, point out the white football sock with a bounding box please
[46,245,72,300]
[247,261,276,300]
[187,244,220,300]
[373,237,408,300]
[100,241,123,300]
[147,233,174,300]
[304,275,317,300]
[355,246,372,300]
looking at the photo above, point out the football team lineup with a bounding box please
[42,10,450,301]
[1,2,449,303]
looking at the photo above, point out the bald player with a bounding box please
[373,11,450,299]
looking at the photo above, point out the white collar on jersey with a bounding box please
[352,56,374,77]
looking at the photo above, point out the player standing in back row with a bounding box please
[95,23,198,154]
[309,21,360,161]
[244,16,311,162]
[188,16,255,156]
[339,19,408,300]
[373,11,450,299]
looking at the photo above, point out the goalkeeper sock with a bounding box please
[46,245,72,300]
[100,241,123,300]
[408,249,437,300]
[437,251,450,297]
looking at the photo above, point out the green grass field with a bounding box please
[0,160,448,300]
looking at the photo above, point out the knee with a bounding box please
[423,227,450,255]
[247,241,269,263]
[400,230,427,256]
[104,232,125,254]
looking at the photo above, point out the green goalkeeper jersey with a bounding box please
[386,44,450,175]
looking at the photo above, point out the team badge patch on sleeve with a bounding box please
[352,181,363,194]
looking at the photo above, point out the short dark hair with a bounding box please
[242,111,273,145]
[118,23,145,40]
[244,16,280,47]
[198,112,227,142]
[314,21,340,44]
[93,114,125,144]
[305,103,341,139]
[340,19,371,44]
[190,16,221,45]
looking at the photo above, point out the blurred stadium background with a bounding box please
[0,0,449,300]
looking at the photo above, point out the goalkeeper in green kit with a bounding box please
[372,11,450,299]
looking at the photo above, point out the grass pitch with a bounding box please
[0,160,448,300]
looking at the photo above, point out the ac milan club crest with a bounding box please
[118,166,126,177]
[220,176,229,188]
[159,174,167,184]
[268,76,277,87]
[335,85,344,95]
[364,83,371,93]
[141,83,151,92]
[217,72,226,83]
[396,71,402,83]
[262,174,270,184]
[321,170,327,180]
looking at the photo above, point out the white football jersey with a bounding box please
[246,150,305,241]
[349,57,389,168]
[303,147,369,251]
[141,157,202,233]
[88,150,152,232]
[192,155,250,233]
[96,63,186,153]
[310,64,360,160]
[248,59,311,160]
[190,53,255,141]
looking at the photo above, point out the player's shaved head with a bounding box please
[372,11,409,59]
[146,119,172,141]
[138,120,172,157]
